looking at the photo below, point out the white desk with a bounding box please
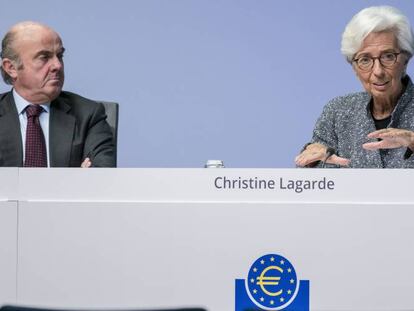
[2,169,414,311]
[0,168,18,305]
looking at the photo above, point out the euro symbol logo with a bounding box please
[256,265,283,297]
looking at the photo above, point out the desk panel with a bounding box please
[17,168,414,203]
[0,168,18,200]
[17,201,414,311]
[0,202,18,305]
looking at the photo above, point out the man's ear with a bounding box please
[1,58,18,80]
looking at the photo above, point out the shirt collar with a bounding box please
[13,89,50,114]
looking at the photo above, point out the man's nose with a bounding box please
[50,55,63,71]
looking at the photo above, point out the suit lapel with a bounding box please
[49,96,76,167]
[0,92,23,166]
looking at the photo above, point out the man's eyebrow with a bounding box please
[33,50,52,58]
[33,47,66,58]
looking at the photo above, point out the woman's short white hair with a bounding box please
[341,6,414,62]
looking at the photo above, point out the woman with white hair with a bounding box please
[295,6,414,168]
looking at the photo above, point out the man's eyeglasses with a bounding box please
[353,52,402,71]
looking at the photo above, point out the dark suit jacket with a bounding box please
[0,90,116,167]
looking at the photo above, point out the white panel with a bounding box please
[17,168,414,203]
[0,202,18,305]
[17,201,414,311]
[0,168,19,200]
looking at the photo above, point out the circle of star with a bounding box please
[246,254,299,310]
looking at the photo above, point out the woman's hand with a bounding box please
[295,143,350,167]
[363,128,414,151]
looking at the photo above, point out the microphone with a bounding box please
[321,147,336,168]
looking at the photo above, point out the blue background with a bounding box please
[235,279,309,311]
[0,0,413,167]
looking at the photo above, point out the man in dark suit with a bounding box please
[0,21,115,167]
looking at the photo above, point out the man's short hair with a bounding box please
[0,29,23,85]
